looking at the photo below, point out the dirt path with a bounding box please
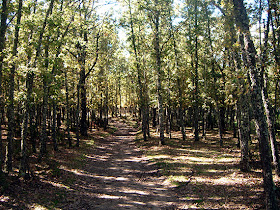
[1,119,274,209]
[1,119,183,209]
[64,120,182,209]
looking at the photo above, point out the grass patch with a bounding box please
[107,126,118,134]
[84,137,96,147]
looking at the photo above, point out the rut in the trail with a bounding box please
[68,120,183,209]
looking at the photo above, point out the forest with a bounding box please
[0,0,280,209]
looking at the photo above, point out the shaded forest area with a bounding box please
[0,0,280,209]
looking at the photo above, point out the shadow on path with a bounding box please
[0,119,183,209]
[65,120,181,209]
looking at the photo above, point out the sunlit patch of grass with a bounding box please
[84,137,96,147]
[30,204,48,210]
[99,133,110,138]
[85,140,95,146]
[105,125,118,134]
[148,154,170,159]
[168,175,190,184]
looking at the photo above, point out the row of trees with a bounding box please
[120,0,280,208]
[0,0,280,209]
[0,0,129,177]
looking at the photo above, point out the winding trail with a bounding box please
[68,120,182,209]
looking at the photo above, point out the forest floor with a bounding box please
[0,117,279,209]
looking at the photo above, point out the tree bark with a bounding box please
[232,0,278,208]
[260,5,280,176]
[76,82,80,147]
[9,0,24,176]
[0,0,9,173]
[152,2,165,145]
[40,38,50,157]
[128,0,148,140]
[170,13,186,140]
[237,94,250,172]
[65,70,72,147]
[193,0,199,142]
[52,102,58,151]
[178,79,186,141]
[80,66,87,137]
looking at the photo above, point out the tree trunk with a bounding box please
[52,102,58,151]
[0,0,9,173]
[260,5,280,176]
[6,0,23,174]
[76,82,80,147]
[80,67,87,137]
[202,108,207,139]
[237,94,250,172]
[19,103,29,178]
[152,108,157,127]
[178,79,186,141]
[152,3,165,145]
[40,41,50,158]
[65,70,72,147]
[32,0,55,158]
[232,0,278,208]
[193,0,199,142]
[128,0,148,140]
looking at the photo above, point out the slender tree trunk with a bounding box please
[178,79,186,141]
[20,107,29,178]
[52,102,58,151]
[0,0,9,173]
[202,108,207,139]
[237,94,250,172]
[232,0,278,208]
[40,40,50,157]
[128,0,147,140]
[31,0,55,158]
[119,78,122,118]
[8,0,23,175]
[152,108,157,127]
[76,82,80,147]
[167,68,172,139]
[168,10,186,141]
[260,5,280,176]
[80,67,87,137]
[194,0,199,142]
[104,77,109,129]
[152,4,165,145]
[65,70,72,147]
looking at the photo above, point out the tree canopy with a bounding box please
[0,0,280,208]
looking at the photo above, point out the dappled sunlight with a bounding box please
[180,156,215,163]
[194,174,262,186]
[114,157,147,162]
[41,180,72,190]
[136,125,269,209]
[29,204,48,210]
[1,119,271,209]
[97,194,123,199]
[119,188,149,195]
